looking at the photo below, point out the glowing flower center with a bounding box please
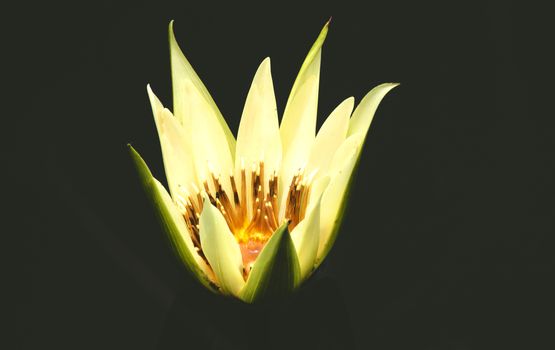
[175,161,313,271]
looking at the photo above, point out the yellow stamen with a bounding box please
[176,161,313,274]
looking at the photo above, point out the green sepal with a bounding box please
[127,144,217,292]
[240,221,301,303]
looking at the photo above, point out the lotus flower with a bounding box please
[128,20,397,303]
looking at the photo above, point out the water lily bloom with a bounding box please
[129,20,397,302]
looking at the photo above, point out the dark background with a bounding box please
[6,0,554,349]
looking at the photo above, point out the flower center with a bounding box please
[175,161,313,274]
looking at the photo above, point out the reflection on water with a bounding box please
[158,273,355,349]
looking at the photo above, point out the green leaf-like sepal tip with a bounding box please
[240,221,301,303]
[128,144,217,292]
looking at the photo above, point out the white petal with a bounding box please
[347,83,399,140]
[291,194,322,280]
[306,97,354,177]
[169,21,236,158]
[147,85,197,198]
[199,196,245,295]
[186,80,235,195]
[317,146,359,260]
[153,178,215,282]
[235,57,282,185]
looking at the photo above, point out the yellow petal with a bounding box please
[235,57,282,185]
[327,133,364,177]
[147,85,197,198]
[169,21,236,158]
[187,80,235,195]
[199,196,245,295]
[278,76,318,216]
[306,97,354,176]
[291,193,322,280]
[347,83,399,141]
[278,21,330,214]
[280,20,329,144]
[317,145,359,260]
[280,59,320,159]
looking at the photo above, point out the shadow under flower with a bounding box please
[157,271,355,350]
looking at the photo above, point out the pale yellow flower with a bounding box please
[129,20,397,302]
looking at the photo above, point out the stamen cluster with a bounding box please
[175,161,313,270]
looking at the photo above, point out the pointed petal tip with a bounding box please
[146,84,158,102]
[345,96,356,107]
[281,18,329,139]
[146,86,164,116]
[127,144,155,182]
[127,143,137,156]
[127,143,136,154]
[320,21,330,39]
[366,82,400,98]
[259,57,272,72]
[168,20,178,44]
[334,96,355,115]
[127,143,136,157]
[317,17,331,40]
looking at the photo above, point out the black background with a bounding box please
[6,0,555,349]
